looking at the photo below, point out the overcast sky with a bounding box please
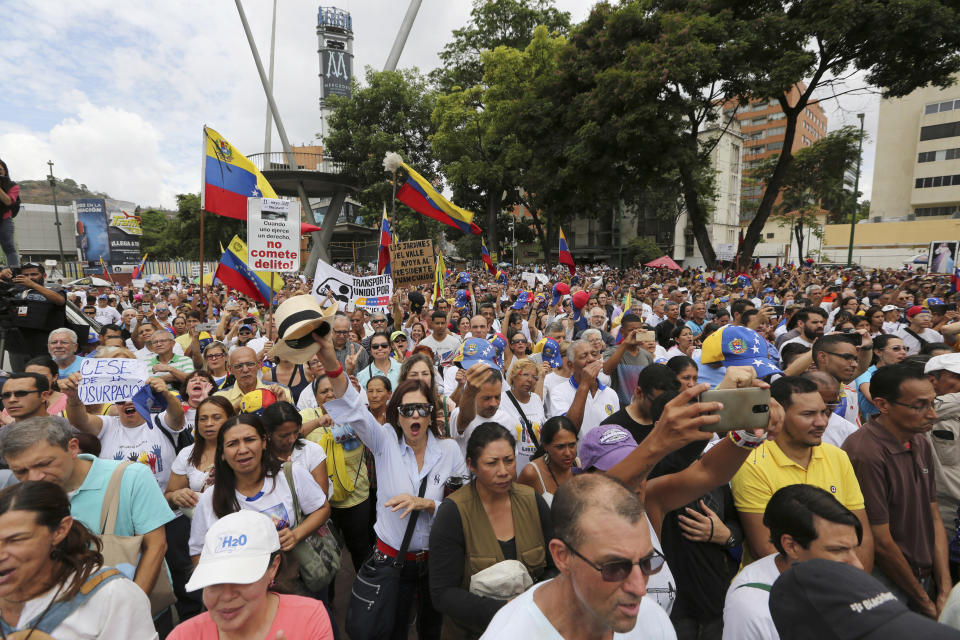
[2,0,878,210]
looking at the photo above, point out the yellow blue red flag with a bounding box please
[202,126,277,220]
[396,162,481,235]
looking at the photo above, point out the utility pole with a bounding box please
[46,161,66,267]
[846,113,865,267]
[384,0,422,71]
[263,0,279,156]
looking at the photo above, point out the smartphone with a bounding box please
[636,330,656,342]
[698,388,771,432]
[140,303,150,312]
[772,305,784,315]
[198,322,218,333]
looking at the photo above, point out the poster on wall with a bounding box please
[928,241,958,274]
[73,199,111,273]
[105,199,142,267]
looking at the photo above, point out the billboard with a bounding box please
[320,48,352,98]
[105,199,142,266]
[73,198,141,272]
[928,241,958,274]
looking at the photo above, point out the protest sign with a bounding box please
[389,239,435,288]
[312,260,393,311]
[76,358,149,406]
[247,198,301,272]
[521,271,549,288]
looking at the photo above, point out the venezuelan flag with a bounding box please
[131,253,148,279]
[396,162,481,235]
[481,237,497,275]
[215,235,275,305]
[432,253,446,304]
[202,126,277,220]
[559,227,575,276]
[612,291,631,328]
[378,206,392,275]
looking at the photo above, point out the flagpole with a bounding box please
[199,207,205,316]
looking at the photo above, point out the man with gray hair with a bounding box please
[481,474,674,639]
[547,339,620,438]
[0,415,173,600]
[48,327,84,379]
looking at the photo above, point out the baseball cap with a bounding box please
[240,388,278,415]
[185,511,281,592]
[453,338,500,371]
[700,325,782,377]
[572,290,590,310]
[907,305,929,318]
[540,338,563,368]
[925,297,945,307]
[97,294,107,300]
[770,558,960,640]
[925,353,960,376]
[575,425,637,473]
[880,305,898,312]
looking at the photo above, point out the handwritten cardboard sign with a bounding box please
[77,358,149,405]
[389,239,435,288]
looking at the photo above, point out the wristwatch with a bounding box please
[724,535,738,548]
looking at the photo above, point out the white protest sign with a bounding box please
[77,358,149,405]
[247,198,301,272]
[521,271,549,288]
[312,260,393,312]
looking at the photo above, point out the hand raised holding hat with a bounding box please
[464,362,493,390]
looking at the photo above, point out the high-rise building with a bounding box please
[724,83,828,219]
[317,7,354,141]
[871,77,960,221]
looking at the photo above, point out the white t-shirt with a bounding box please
[11,572,157,639]
[722,553,781,640]
[449,405,516,460]
[97,412,182,491]
[189,464,328,556]
[499,390,546,473]
[480,580,676,640]
[94,305,122,326]
[542,372,568,404]
[546,377,620,440]
[778,335,813,355]
[823,412,858,448]
[419,333,462,364]
[895,326,944,355]
[171,443,213,493]
[229,336,268,354]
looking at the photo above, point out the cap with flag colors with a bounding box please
[540,338,563,368]
[377,207,392,275]
[395,162,481,235]
[558,228,575,276]
[215,235,283,306]
[481,237,497,275]
[453,338,500,371]
[511,291,532,310]
[701,325,782,377]
[240,388,278,416]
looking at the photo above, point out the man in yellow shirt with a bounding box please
[215,346,291,409]
[731,375,874,571]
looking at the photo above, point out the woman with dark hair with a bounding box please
[365,374,392,425]
[665,325,696,359]
[166,395,236,511]
[201,340,230,388]
[0,481,156,637]
[504,327,530,373]
[188,415,331,595]
[318,326,468,640]
[178,369,218,427]
[429,423,553,638]
[516,416,577,506]
[0,158,20,267]
[352,331,403,388]
[402,352,457,435]
[666,355,699,391]
[263,401,329,497]
[854,333,907,419]
[865,305,885,337]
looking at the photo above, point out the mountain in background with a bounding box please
[16,178,110,205]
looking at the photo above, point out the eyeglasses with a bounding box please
[1,390,40,399]
[397,403,433,418]
[333,329,350,335]
[232,361,259,370]
[890,398,942,413]
[561,540,665,582]
[372,343,390,350]
[205,352,225,360]
[371,319,387,324]
[822,351,859,363]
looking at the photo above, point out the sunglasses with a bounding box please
[397,403,433,418]
[563,540,665,582]
[372,343,390,350]
[1,390,40,399]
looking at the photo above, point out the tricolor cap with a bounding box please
[540,338,563,368]
[700,325,782,377]
[511,292,531,310]
[240,388,278,416]
[198,331,213,351]
[925,297,945,307]
[458,271,471,285]
[534,292,548,310]
[185,511,281,592]
[455,289,470,309]
[489,333,507,367]
[453,338,500,371]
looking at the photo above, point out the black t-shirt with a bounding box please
[601,407,706,478]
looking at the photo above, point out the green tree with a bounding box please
[140,195,245,260]
[432,0,570,92]
[138,209,176,260]
[323,68,444,240]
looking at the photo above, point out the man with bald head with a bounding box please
[468,314,492,341]
[481,474,674,639]
[802,370,858,447]
[215,346,291,409]
[331,314,369,371]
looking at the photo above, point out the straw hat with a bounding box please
[267,295,338,364]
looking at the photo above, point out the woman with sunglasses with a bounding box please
[391,330,412,361]
[354,331,403,389]
[202,340,230,388]
[854,333,908,420]
[401,353,457,437]
[429,423,553,639]
[503,328,530,373]
[316,329,468,640]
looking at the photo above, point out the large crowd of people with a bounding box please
[4,257,960,638]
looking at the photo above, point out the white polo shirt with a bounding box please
[545,376,620,440]
[722,553,780,640]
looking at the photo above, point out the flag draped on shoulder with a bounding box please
[215,236,276,305]
[481,237,497,275]
[378,207,392,275]
[395,162,481,235]
[432,253,446,304]
[558,227,575,275]
[202,126,277,220]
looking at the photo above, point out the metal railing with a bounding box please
[246,152,346,175]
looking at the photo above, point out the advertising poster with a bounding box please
[928,241,958,274]
[312,260,393,312]
[105,199,142,266]
[389,239,435,288]
[247,198,301,272]
[73,199,111,272]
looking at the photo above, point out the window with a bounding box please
[802,135,810,145]
[767,127,786,136]
[766,232,775,239]
[926,104,940,115]
[915,206,960,217]
[942,101,956,113]
[767,141,783,151]
[915,174,960,188]
[934,176,943,187]
[768,112,785,121]
[751,117,766,125]
[920,121,960,141]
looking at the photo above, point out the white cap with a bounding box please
[881,305,899,312]
[925,353,960,376]
[185,511,280,592]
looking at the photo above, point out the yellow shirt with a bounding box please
[731,439,865,514]
[175,334,193,353]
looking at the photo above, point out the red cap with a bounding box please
[572,290,590,310]
[907,305,928,318]
[555,282,570,296]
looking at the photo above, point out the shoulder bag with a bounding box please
[98,461,176,616]
[315,427,363,504]
[506,390,540,450]
[346,475,429,640]
[282,462,342,593]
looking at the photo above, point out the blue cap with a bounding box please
[453,338,500,371]
[455,289,470,309]
[511,291,531,310]
[541,338,563,368]
[458,271,471,285]
[701,325,782,377]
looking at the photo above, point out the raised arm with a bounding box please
[60,372,104,436]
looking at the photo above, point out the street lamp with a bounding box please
[846,113,865,267]
[46,161,67,267]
